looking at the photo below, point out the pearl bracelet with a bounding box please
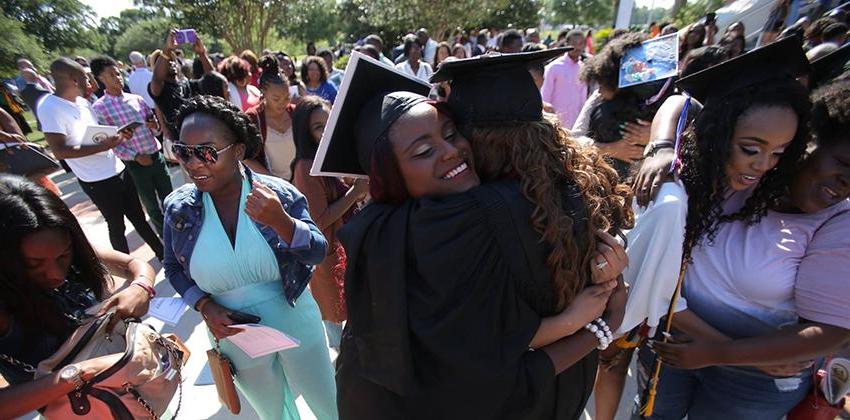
[584,318,613,350]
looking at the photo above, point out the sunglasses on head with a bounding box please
[171,142,235,165]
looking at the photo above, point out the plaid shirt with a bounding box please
[91,92,160,161]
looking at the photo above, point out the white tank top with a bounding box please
[264,125,295,180]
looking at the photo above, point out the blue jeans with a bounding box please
[633,346,811,420]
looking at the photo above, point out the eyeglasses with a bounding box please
[171,143,235,165]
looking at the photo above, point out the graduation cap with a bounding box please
[810,43,850,88]
[310,52,432,178]
[675,36,810,103]
[429,48,570,126]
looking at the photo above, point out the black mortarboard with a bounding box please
[311,52,432,177]
[675,36,810,103]
[810,43,850,88]
[429,48,570,126]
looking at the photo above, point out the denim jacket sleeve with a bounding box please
[163,217,205,309]
[161,187,208,309]
[273,180,328,265]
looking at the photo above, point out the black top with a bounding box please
[0,274,97,385]
[589,80,672,180]
[20,84,50,127]
[337,180,597,420]
[148,78,201,139]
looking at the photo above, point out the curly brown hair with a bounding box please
[469,116,634,311]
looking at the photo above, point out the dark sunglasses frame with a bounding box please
[171,142,235,165]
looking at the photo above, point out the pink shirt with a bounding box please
[540,54,587,128]
[795,202,850,329]
[683,191,850,338]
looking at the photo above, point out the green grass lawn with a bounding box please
[23,110,46,147]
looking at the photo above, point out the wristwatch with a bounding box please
[59,364,85,389]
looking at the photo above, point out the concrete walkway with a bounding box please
[30,167,640,420]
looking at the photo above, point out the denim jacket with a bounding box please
[163,167,328,309]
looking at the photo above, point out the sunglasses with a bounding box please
[171,142,235,165]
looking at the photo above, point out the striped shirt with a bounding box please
[91,92,160,161]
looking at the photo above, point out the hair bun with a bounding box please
[259,55,280,75]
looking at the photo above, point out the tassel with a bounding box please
[639,262,689,417]
[640,359,664,416]
[640,382,657,416]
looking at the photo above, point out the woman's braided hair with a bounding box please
[678,78,811,261]
[176,95,262,159]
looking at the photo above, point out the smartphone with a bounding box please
[118,121,143,134]
[705,12,717,25]
[174,29,197,45]
[228,311,261,324]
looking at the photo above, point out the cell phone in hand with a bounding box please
[705,12,716,25]
[228,311,261,324]
[174,29,197,45]
[118,121,143,134]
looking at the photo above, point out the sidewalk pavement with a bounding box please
[33,167,639,420]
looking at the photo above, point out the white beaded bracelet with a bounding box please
[593,318,614,345]
[584,320,611,350]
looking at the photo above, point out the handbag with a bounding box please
[0,142,61,177]
[206,339,241,414]
[25,312,187,419]
[787,359,847,420]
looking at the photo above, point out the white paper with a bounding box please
[226,324,300,359]
[82,125,118,146]
[147,297,188,326]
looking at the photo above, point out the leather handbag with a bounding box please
[787,361,846,420]
[206,340,241,414]
[33,312,187,419]
[0,142,60,177]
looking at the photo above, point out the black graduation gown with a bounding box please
[336,180,597,420]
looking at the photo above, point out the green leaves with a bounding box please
[2,0,100,53]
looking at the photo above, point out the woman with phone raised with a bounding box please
[162,95,337,419]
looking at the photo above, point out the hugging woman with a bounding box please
[314,51,631,419]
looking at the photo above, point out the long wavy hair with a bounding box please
[0,175,109,339]
[678,78,811,261]
[469,116,634,312]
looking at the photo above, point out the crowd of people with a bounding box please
[1,5,850,419]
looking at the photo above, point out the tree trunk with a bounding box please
[672,0,688,17]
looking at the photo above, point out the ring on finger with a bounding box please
[596,259,609,270]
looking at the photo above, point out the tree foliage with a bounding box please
[2,0,101,53]
[0,14,49,77]
[99,8,165,57]
[338,0,541,45]
[139,0,311,53]
[672,0,723,27]
[544,0,615,27]
[277,0,340,44]
[113,17,175,62]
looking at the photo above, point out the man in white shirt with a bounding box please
[39,57,164,259]
[417,28,439,66]
[127,51,156,108]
